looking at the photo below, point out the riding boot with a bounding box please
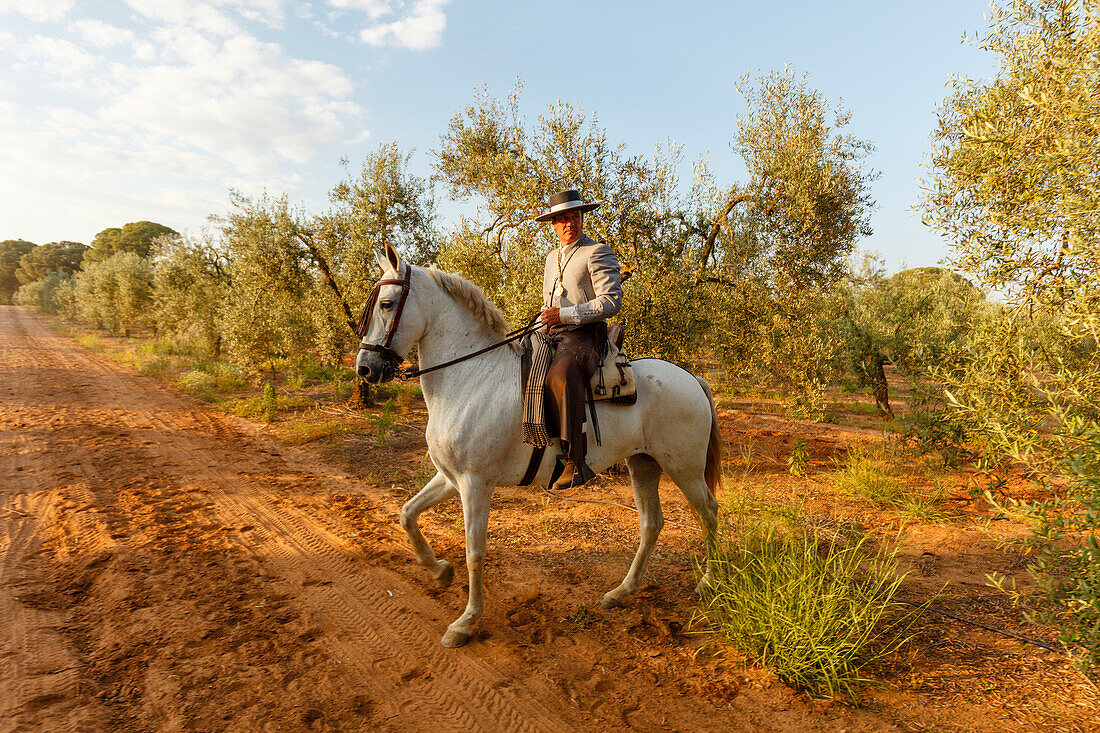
[566,436,597,488]
[550,460,574,491]
[552,440,597,490]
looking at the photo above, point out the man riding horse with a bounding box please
[535,189,623,489]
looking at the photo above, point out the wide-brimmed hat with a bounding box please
[533,189,600,222]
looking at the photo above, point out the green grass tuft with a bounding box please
[75,334,105,352]
[272,419,352,445]
[834,445,955,521]
[696,500,918,698]
[834,444,907,505]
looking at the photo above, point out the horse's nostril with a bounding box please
[357,365,371,379]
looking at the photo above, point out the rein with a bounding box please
[395,318,540,381]
[357,264,540,381]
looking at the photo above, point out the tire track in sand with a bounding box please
[0,312,116,733]
[207,487,562,733]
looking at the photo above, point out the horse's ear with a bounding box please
[373,249,389,274]
[384,242,401,272]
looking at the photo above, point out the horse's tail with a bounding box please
[696,376,723,497]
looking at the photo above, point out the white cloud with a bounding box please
[122,0,289,35]
[16,35,101,87]
[358,0,449,49]
[133,41,157,61]
[96,32,359,173]
[70,19,135,48]
[228,0,287,28]
[123,0,242,37]
[0,0,74,23]
[0,2,372,241]
[329,0,392,21]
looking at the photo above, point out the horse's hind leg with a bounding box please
[400,470,457,586]
[665,467,720,595]
[601,454,664,609]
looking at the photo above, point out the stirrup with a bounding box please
[569,460,597,488]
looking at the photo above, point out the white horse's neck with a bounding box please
[414,277,518,415]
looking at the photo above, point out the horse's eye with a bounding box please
[379,300,395,312]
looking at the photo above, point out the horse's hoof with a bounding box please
[694,578,712,597]
[433,561,454,587]
[441,629,470,648]
[600,595,624,610]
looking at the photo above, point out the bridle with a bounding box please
[355,264,411,373]
[356,264,539,381]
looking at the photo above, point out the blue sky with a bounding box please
[0,1,997,270]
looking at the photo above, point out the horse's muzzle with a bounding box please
[356,349,397,383]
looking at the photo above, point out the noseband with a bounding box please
[355,264,410,368]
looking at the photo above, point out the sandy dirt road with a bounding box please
[2,306,910,732]
[0,306,586,732]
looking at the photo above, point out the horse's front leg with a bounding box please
[440,475,492,648]
[400,470,457,585]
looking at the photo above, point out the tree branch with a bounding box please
[696,194,755,282]
[293,229,358,335]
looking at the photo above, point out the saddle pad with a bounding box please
[591,341,636,404]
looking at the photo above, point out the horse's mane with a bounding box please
[424,266,512,337]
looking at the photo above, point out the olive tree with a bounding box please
[152,233,231,355]
[839,263,992,418]
[13,271,75,315]
[72,251,154,335]
[706,70,879,415]
[922,0,1100,671]
[702,69,877,291]
[218,193,321,378]
[220,143,437,402]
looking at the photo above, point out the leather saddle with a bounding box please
[591,324,636,404]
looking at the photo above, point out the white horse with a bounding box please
[357,244,721,648]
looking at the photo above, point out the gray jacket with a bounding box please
[542,235,622,327]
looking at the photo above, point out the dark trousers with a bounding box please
[545,322,606,467]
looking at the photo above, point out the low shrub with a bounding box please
[261,383,278,422]
[139,355,174,380]
[177,370,219,400]
[696,502,917,697]
[141,337,205,359]
[373,398,396,445]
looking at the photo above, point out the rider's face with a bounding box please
[550,209,583,246]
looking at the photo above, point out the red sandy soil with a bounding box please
[2,305,1098,732]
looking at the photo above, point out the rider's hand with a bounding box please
[540,307,562,327]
